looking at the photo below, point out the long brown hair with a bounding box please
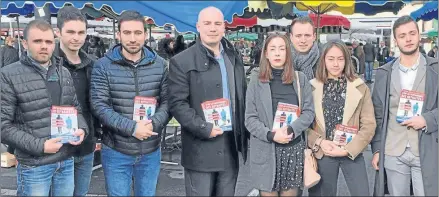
[315,40,358,83]
[259,32,295,84]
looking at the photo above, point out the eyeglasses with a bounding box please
[267,31,288,36]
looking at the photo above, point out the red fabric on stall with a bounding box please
[225,15,258,28]
[309,13,350,29]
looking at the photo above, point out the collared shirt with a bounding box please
[215,44,230,101]
[215,44,233,131]
[398,54,420,91]
[396,54,422,146]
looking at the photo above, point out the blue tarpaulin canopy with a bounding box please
[1,1,248,32]
[354,0,408,16]
[1,2,59,16]
[410,1,438,21]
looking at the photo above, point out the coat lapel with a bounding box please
[310,79,325,131]
[423,64,438,112]
[412,57,427,91]
[342,79,363,125]
[391,66,402,94]
[258,81,274,129]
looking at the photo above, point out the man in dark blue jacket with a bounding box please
[90,10,169,196]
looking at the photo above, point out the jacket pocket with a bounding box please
[250,136,270,164]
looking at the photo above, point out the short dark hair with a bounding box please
[290,16,316,34]
[393,15,419,39]
[23,19,54,40]
[117,10,147,32]
[57,6,87,30]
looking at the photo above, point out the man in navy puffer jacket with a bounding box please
[90,11,170,196]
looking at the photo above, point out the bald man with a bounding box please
[169,6,248,196]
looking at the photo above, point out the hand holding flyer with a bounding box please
[332,125,358,146]
[201,98,232,132]
[272,102,300,130]
[133,96,157,121]
[50,106,79,144]
[396,89,425,123]
[69,129,85,146]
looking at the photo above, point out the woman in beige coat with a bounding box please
[307,41,376,196]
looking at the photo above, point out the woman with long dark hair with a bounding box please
[245,32,315,197]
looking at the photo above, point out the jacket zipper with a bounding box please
[57,64,63,105]
[134,66,139,96]
[31,65,53,108]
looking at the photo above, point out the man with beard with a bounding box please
[371,15,438,197]
[289,17,320,80]
[1,19,88,196]
[168,6,247,196]
[53,6,100,196]
[90,10,169,196]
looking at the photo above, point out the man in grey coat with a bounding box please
[371,16,438,197]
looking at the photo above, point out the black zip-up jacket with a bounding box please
[54,44,101,157]
[90,45,170,155]
[0,45,19,67]
[1,55,89,166]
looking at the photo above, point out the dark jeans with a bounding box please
[101,145,161,196]
[74,152,94,196]
[308,154,370,196]
[365,62,374,81]
[17,158,74,196]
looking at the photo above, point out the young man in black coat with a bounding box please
[54,6,100,196]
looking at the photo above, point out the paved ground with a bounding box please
[1,147,376,196]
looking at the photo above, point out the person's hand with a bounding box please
[401,116,427,130]
[133,120,158,140]
[371,152,379,170]
[324,145,349,157]
[44,138,63,153]
[209,127,224,138]
[320,140,337,153]
[69,129,85,145]
[273,127,293,144]
[144,121,157,138]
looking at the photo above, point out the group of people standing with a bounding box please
[0,5,437,197]
[245,15,437,197]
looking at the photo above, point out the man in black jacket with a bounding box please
[90,11,169,196]
[1,19,88,196]
[377,41,390,67]
[54,7,99,196]
[169,6,248,196]
[363,41,376,83]
[0,36,19,67]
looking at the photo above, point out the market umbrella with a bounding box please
[422,29,438,38]
[410,1,438,22]
[227,33,258,41]
[226,15,258,29]
[271,1,355,41]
